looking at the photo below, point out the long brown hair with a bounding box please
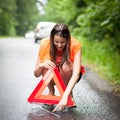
[50,23,71,67]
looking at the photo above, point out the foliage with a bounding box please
[75,0,120,51]
[15,0,39,35]
[0,0,40,36]
[44,0,86,26]
[75,36,120,85]
[0,0,17,36]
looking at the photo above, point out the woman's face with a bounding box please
[54,35,67,51]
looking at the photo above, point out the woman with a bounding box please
[34,23,82,112]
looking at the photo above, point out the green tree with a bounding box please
[0,0,40,36]
[42,0,86,32]
[44,0,85,23]
[76,0,120,51]
[0,0,17,36]
[16,0,39,36]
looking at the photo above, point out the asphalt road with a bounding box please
[0,38,120,120]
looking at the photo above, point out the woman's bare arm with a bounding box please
[34,57,44,77]
[53,49,82,112]
[34,57,56,77]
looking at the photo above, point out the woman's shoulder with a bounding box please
[41,37,50,43]
[71,37,82,47]
[40,37,50,47]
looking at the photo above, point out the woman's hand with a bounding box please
[52,94,68,112]
[40,60,56,69]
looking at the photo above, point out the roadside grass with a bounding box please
[0,36,21,38]
[75,36,120,92]
[0,35,14,37]
[0,36,25,40]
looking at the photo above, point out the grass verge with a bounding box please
[75,36,120,93]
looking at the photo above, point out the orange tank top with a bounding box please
[38,37,81,63]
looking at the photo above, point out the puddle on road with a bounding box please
[26,105,82,120]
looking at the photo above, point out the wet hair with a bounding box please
[50,23,71,66]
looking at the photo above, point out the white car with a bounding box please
[34,21,56,43]
[25,30,35,39]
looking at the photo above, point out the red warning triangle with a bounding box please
[28,67,75,106]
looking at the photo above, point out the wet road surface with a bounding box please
[0,38,120,120]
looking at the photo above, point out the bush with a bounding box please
[75,36,120,85]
